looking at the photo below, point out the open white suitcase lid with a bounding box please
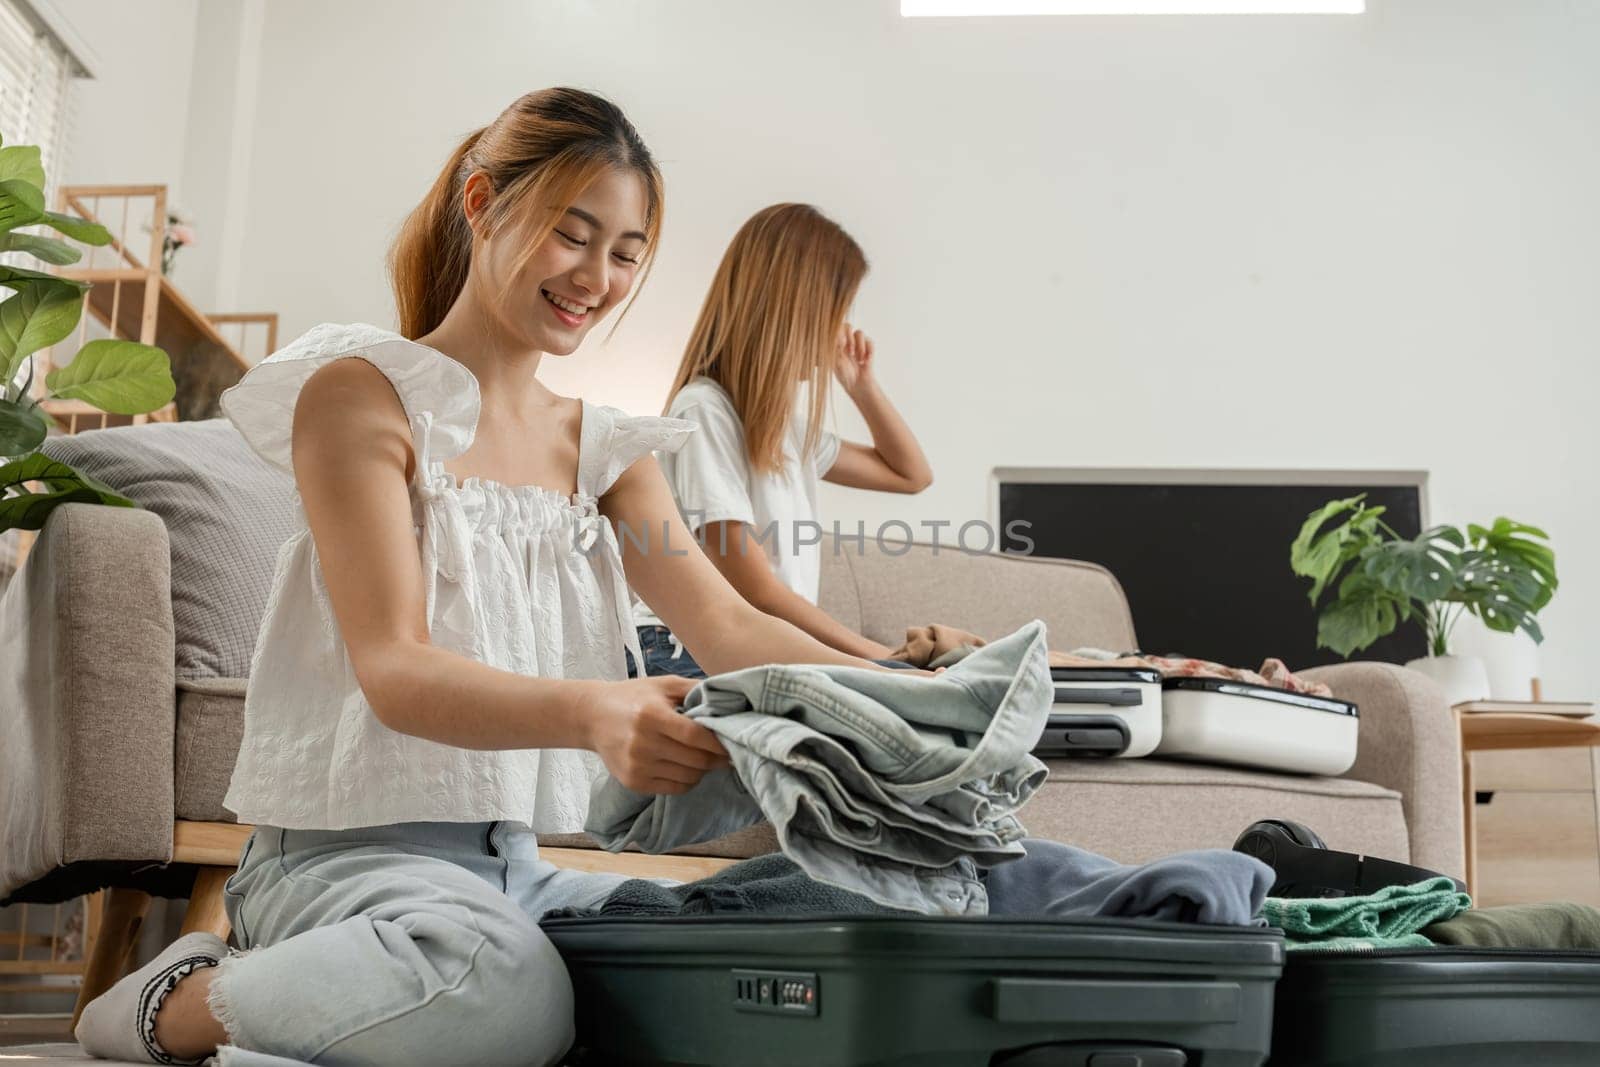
[1048,666,1163,685]
[1161,676,1358,718]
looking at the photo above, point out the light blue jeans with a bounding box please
[210,820,636,1066]
[589,620,1053,916]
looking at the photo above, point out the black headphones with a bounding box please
[1233,818,1468,898]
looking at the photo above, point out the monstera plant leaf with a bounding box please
[1316,570,1407,657]
[1360,524,1465,603]
[1467,518,1558,608]
[1451,518,1559,642]
[1289,494,1387,603]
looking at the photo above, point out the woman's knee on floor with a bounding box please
[463,912,576,1066]
[308,902,575,1066]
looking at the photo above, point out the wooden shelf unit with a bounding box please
[29,183,278,428]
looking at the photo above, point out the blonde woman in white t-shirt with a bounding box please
[632,204,934,676]
[74,91,903,1067]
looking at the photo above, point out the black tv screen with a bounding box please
[997,476,1428,670]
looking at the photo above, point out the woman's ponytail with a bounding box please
[389,127,485,339]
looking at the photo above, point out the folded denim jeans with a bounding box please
[585,620,1055,915]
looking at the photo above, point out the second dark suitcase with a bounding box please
[543,914,1284,1067]
[1271,947,1600,1066]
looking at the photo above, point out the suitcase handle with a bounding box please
[1053,686,1142,707]
[993,1045,1187,1067]
[991,978,1241,1025]
[1033,715,1131,758]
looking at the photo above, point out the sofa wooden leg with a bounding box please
[179,867,233,940]
[71,887,151,1030]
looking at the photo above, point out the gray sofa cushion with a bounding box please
[41,419,297,681]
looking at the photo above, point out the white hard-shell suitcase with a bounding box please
[1153,677,1359,776]
[1036,667,1164,759]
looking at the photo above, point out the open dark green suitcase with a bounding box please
[542,915,1284,1067]
[1270,947,1600,1066]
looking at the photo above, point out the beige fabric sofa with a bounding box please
[1,501,1464,908]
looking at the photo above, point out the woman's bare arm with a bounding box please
[604,454,898,675]
[823,327,932,493]
[698,520,895,660]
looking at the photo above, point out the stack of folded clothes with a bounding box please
[584,622,1056,916]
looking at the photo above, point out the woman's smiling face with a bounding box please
[469,166,650,356]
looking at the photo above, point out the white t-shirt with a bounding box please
[634,376,839,630]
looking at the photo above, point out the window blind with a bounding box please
[0,0,79,199]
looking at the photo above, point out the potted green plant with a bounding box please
[0,134,175,536]
[1289,494,1558,705]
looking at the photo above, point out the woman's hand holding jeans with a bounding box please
[580,676,730,795]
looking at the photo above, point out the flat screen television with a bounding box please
[993,468,1429,670]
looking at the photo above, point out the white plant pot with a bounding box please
[1445,615,1543,701]
[1404,653,1492,707]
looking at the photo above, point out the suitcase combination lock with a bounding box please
[731,969,819,1016]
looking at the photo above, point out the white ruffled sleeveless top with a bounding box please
[217,322,694,832]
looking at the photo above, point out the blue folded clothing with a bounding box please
[546,839,1273,928]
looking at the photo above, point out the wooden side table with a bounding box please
[1457,710,1600,900]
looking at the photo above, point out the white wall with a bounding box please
[170,0,261,313]
[78,1,1600,699]
[53,0,195,195]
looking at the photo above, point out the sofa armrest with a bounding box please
[0,503,178,903]
[1299,661,1463,880]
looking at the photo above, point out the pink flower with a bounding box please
[168,224,197,246]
